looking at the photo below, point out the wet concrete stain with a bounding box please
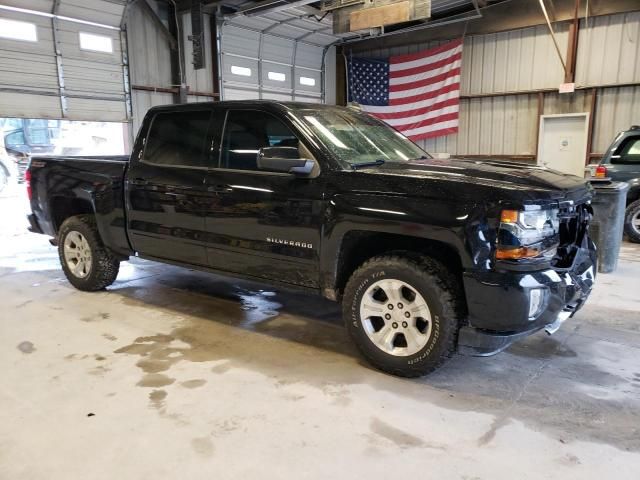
[180,379,206,389]
[477,417,510,446]
[212,417,244,437]
[137,373,175,388]
[322,382,352,407]
[149,389,167,409]
[81,312,110,322]
[211,363,231,374]
[17,341,35,354]
[508,335,577,359]
[89,365,111,376]
[369,417,446,450]
[191,437,214,457]
[106,268,640,452]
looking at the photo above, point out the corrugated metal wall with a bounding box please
[353,11,640,159]
[593,85,640,153]
[461,24,569,95]
[575,11,640,88]
[126,2,173,134]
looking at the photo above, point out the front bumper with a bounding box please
[458,237,597,356]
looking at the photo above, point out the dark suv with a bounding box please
[594,126,640,242]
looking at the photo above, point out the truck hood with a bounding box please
[354,158,592,204]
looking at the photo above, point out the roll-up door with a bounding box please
[0,0,129,121]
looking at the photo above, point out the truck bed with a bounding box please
[28,154,131,256]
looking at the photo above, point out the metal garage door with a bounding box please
[219,3,356,104]
[0,0,129,121]
[220,24,324,103]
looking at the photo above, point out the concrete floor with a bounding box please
[1,182,640,480]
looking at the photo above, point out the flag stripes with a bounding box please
[348,39,462,141]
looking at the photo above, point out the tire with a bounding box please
[624,199,640,243]
[58,215,120,291]
[342,254,461,377]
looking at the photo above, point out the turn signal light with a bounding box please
[500,209,519,224]
[495,246,540,260]
[595,165,607,178]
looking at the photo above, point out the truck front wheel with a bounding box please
[343,254,460,377]
[58,215,120,291]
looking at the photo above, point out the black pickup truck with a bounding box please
[26,101,597,377]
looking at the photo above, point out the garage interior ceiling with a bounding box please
[220,0,494,45]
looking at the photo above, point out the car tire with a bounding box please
[624,199,640,243]
[342,254,461,377]
[58,215,120,291]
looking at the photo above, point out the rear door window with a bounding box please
[613,137,640,164]
[143,110,213,168]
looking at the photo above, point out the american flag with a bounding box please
[348,39,462,141]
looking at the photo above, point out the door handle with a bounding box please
[130,178,150,186]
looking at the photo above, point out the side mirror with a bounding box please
[257,147,314,175]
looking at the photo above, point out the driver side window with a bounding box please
[221,110,299,171]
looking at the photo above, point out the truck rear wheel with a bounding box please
[58,215,120,291]
[342,254,460,377]
[624,199,640,243]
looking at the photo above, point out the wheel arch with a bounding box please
[50,196,95,233]
[328,230,466,304]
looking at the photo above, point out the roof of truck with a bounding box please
[146,100,350,113]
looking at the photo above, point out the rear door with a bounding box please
[202,108,324,288]
[126,107,215,266]
[608,135,640,182]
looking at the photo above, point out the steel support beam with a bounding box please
[564,0,581,83]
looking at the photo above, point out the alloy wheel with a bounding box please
[63,231,93,278]
[359,278,433,356]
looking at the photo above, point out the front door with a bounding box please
[203,109,324,288]
[126,108,213,266]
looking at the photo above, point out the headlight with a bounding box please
[496,208,559,260]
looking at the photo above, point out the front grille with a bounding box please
[553,202,591,268]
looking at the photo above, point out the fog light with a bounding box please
[528,288,545,319]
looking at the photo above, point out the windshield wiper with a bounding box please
[350,159,386,170]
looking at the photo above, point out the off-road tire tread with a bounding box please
[624,199,640,243]
[343,253,461,377]
[58,215,119,291]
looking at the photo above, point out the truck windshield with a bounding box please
[294,107,430,168]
